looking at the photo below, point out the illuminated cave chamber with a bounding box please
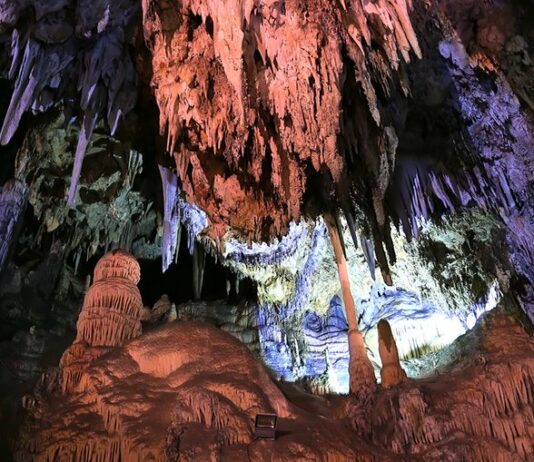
[206,206,509,394]
[1,0,534,460]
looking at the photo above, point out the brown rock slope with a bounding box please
[15,311,534,461]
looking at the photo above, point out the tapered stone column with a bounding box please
[325,214,376,398]
[378,319,407,388]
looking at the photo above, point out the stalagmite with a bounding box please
[377,319,407,388]
[59,249,143,393]
[150,294,173,323]
[166,304,177,323]
[325,214,376,398]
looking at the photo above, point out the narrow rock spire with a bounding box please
[377,319,407,388]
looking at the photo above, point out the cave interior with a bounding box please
[1,0,534,460]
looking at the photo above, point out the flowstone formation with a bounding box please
[60,250,143,392]
[13,306,534,461]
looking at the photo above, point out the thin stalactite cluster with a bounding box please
[142,0,421,250]
[0,0,139,205]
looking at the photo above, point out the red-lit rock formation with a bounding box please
[14,309,534,461]
[377,319,408,388]
[142,0,421,242]
[15,322,375,462]
[60,250,143,392]
[356,311,534,460]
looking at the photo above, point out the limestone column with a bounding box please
[60,249,143,392]
[325,214,376,398]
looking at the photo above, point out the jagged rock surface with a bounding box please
[142,0,421,245]
[0,178,28,272]
[0,0,139,204]
[355,311,534,460]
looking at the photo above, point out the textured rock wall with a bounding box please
[0,0,139,205]
[142,0,421,248]
[0,179,28,272]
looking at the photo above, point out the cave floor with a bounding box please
[12,310,534,461]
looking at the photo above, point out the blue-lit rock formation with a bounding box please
[159,166,208,272]
[210,207,503,392]
[439,40,534,323]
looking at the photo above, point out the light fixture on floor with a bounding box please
[254,413,277,439]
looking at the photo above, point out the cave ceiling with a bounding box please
[0,0,533,317]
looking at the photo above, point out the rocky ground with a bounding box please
[11,306,534,461]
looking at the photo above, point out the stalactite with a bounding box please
[158,166,208,270]
[66,111,98,207]
[0,179,29,272]
[224,222,308,266]
[142,0,422,241]
[360,234,376,281]
[438,38,534,322]
[0,0,138,206]
[159,166,180,272]
[193,244,206,301]
[343,207,359,251]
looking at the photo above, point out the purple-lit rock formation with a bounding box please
[0,0,138,205]
[438,39,534,322]
[0,179,28,273]
[159,166,208,272]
